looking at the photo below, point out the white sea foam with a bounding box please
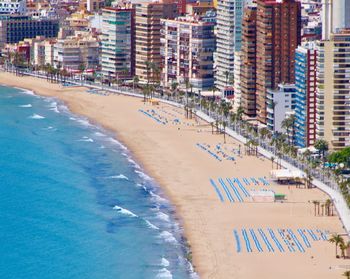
[107,174,129,180]
[150,191,168,204]
[77,119,92,127]
[108,137,127,150]
[94,132,106,137]
[99,145,105,149]
[19,104,32,108]
[156,268,173,279]
[113,205,138,218]
[69,117,77,121]
[19,88,35,95]
[145,219,159,230]
[156,212,170,222]
[29,114,45,119]
[135,170,152,181]
[159,231,178,244]
[161,258,170,267]
[49,101,60,113]
[78,137,94,142]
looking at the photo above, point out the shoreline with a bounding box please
[0,77,198,276]
[1,71,349,279]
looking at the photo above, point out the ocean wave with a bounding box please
[108,137,128,150]
[29,114,45,119]
[159,231,178,244]
[94,132,106,137]
[18,88,35,95]
[113,205,138,218]
[144,219,159,230]
[150,191,168,205]
[161,257,170,267]
[156,268,173,279]
[135,170,152,181]
[77,118,92,127]
[49,101,60,113]
[106,174,129,180]
[19,104,32,108]
[156,212,170,223]
[78,137,94,142]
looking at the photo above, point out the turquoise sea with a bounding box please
[0,85,196,279]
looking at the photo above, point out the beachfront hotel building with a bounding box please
[53,32,100,71]
[240,4,256,117]
[160,16,215,91]
[0,0,26,14]
[294,43,317,148]
[0,15,59,48]
[134,0,177,83]
[316,29,350,150]
[266,83,296,133]
[214,0,245,92]
[255,0,301,124]
[101,7,135,80]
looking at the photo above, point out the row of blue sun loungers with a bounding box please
[139,109,166,125]
[210,178,255,202]
[197,144,222,161]
[242,177,270,186]
[233,228,329,254]
[215,145,236,161]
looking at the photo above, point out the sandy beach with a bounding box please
[1,71,349,279]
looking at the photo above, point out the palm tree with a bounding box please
[259,127,270,141]
[312,200,318,216]
[329,233,344,258]
[171,81,178,100]
[339,241,349,259]
[224,70,229,87]
[305,169,313,189]
[271,156,275,169]
[325,199,332,216]
[133,75,139,92]
[314,139,329,160]
[281,114,296,146]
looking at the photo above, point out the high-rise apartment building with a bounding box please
[161,16,215,91]
[240,4,256,117]
[255,0,301,124]
[134,0,177,83]
[215,0,245,92]
[322,0,350,40]
[294,43,317,148]
[101,7,135,80]
[316,29,350,150]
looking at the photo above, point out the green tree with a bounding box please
[314,139,329,159]
[329,233,344,258]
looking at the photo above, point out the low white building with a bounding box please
[266,84,296,133]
